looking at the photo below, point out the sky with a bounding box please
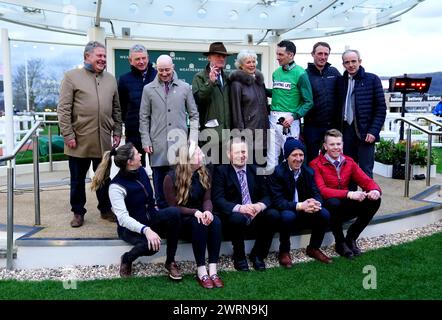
[295,0,442,77]
[0,0,440,78]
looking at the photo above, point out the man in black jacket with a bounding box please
[118,44,157,167]
[212,138,279,272]
[339,49,386,178]
[269,138,332,268]
[304,42,341,163]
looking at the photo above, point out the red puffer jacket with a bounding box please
[309,153,381,200]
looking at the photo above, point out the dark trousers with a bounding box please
[181,214,222,266]
[324,197,381,243]
[68,156,111,216]
[343,122,375,178]
[303,125,329,164]
[223,208,279,260]
[125,130,146,167]
[119,207,181,265]
[279,208,331,252]
[152,166,170,209]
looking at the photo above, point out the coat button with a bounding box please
[168,109,171,112]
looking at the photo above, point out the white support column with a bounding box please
[1,28,14,157]
[87,27,106,44]
[267,32,280,83]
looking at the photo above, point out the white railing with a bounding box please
[0,114,45,152]
[380,112,442,147]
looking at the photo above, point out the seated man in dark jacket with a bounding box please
[212,138,279,272]
[309,129,381,259]
[270,137,332,268]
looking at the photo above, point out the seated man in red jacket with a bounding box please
[309,129,381,259]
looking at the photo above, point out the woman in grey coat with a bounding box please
[230,50,269,166]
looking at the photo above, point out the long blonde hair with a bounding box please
[175,144,210,205]
[91,143,135,191]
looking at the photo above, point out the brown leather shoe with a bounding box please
[210,274,224,288]
[278,252,293,268]
[119,255,132,278]
[101,210,117,223]
[165,262,183,281]
[306,246,333,264]
[197,275,214,289]
[70,214,84,228]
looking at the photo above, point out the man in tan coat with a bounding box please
[58,41,122,227]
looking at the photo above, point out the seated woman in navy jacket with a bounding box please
[91,142,182,280]
[163,142,224,289]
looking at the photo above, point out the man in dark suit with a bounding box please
[269,137,332,268]
[212,138,279,271]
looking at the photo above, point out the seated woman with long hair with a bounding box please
[91,142,182,281]
[163,142,224,289]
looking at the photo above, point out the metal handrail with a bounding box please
[415,116,442,128]
[0,120,42,162]
[393,118,442,197]
[1,120,42,270]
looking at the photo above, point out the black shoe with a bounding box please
[346,238,362,256]
[233,258,250,272]
[335,242,354,259]
[119,255,132,278]
[250,255,266,271]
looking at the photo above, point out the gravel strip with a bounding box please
[1,219,441,281]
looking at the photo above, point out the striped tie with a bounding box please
[238,170,252,225]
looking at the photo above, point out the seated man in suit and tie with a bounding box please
[269,137,332,268]
[212,137,279,271]
[309,129,381,259]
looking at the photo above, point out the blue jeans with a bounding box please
[119,207,181,265]
[279,208,331,252]
[68,156,111,216]
[181,214,222,266]
[324,197,380,243]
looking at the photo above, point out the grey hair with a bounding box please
[234,49,258,69]
[129,44,148,56]
[342,49,361,60]
[84,41,105,59]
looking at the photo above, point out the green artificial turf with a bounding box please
[1,231,441,300]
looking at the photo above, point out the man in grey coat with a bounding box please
[58,41,122,228]
[139,55,199,208]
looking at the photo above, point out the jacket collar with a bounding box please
[307,62,331,75]
[229,69,264,86]
[318,153,347,166]
[343,65,365,80]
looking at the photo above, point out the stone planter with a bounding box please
[374,162,437,179]
[374,161,393,178]
[411,165,437,178]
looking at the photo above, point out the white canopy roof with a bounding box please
[0,0,425,43]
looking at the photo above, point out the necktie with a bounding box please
[164,81,170,95]
[345,77,354,125]
[217,74,223,87]
[292,170,300,203]
[238,170,252,225]
[334,160,340,168]
[142,70,147,83]
[238,170,251,204]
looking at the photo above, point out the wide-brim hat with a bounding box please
[203,42,230,56]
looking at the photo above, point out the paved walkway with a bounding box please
[0,168,440,239]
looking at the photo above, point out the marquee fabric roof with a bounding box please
[0,0,425,44]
